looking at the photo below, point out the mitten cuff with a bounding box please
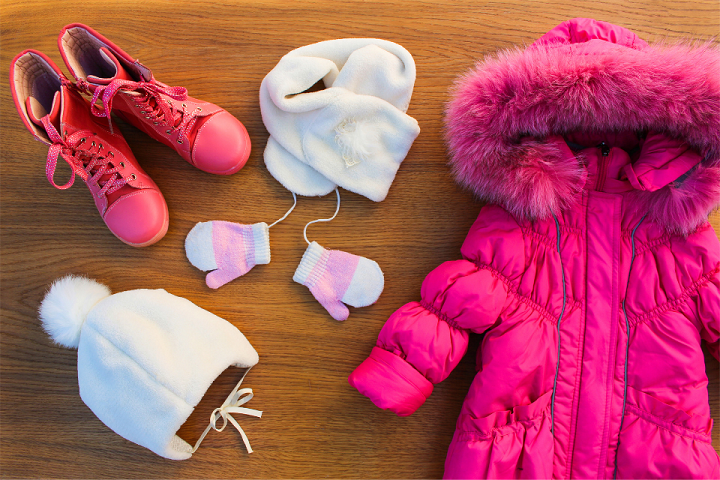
[349,346,433,417]
[252,222,271,265]
[293,241,326,285]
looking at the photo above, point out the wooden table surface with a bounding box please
[1,0,718,478]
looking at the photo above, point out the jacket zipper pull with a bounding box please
[598,141,610,156]
[594,142,611,191]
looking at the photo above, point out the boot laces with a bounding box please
[43,117,129,198]
[79,78,201,142]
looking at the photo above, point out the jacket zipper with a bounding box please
[595,142,610,191]
[612,214,646,479]
[550,213,567,436]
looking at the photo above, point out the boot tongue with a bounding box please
[86,47,134,84]
[26,91,61,133]
[88,47,184,129]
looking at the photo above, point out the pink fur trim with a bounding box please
[445,20,720,232]
[627,164,720,235]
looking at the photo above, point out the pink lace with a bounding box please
[79,78,200,141]
[134,90,202,142]
[43,117,128,197]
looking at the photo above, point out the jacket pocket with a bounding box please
[615,386,720,479]
[444,391,553,479]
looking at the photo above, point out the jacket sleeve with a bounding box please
[697,269,720,361]
[349,261,509,416]
[349,207,521,416]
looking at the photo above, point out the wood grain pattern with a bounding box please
[1,1,718,477]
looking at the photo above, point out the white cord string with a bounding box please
[268,192,297,228]
[190,370,262,455]
[303,188,340,245]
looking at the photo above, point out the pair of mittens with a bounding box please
[293,241,384,321]
[185,222,384,321]
[185,221,271,289]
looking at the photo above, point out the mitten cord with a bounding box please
[269,192,298,228]
[303,188,341,245]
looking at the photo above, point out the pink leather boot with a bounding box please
[58,24,251,175]
[10,50,169,247]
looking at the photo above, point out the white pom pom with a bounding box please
[39,275,111,349]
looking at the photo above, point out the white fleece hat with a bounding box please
[260,38,420,202]
[38,275,261,460]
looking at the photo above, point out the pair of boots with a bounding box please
[10,24,251,247]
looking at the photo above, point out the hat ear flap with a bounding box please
[39,275,111,349]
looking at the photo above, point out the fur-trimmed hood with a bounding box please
[445,18,720,233]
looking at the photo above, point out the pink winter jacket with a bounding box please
[349,19,720,479]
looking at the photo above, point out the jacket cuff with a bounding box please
[349,346,433,417]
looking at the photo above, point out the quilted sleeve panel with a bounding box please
[696,270,720,361]
[683,225,720,362]
[349,205,520,416]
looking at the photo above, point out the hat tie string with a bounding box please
[191,375,262,454]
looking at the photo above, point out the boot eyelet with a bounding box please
[80,138,86,143]
[153,122,158,125]
[177,139,183,144]
[91,141,96,147]
[196,107,202,112]
[108,152,114,158]
[99,143,103,149]
[165,129,172,135]
[130,174,137,181]
[182,103,187,108]
[119,161,125,168]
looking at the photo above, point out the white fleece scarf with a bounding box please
[260,38,420,202]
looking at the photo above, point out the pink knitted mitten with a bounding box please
[293,241,384,321]
[185,221,271,289]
